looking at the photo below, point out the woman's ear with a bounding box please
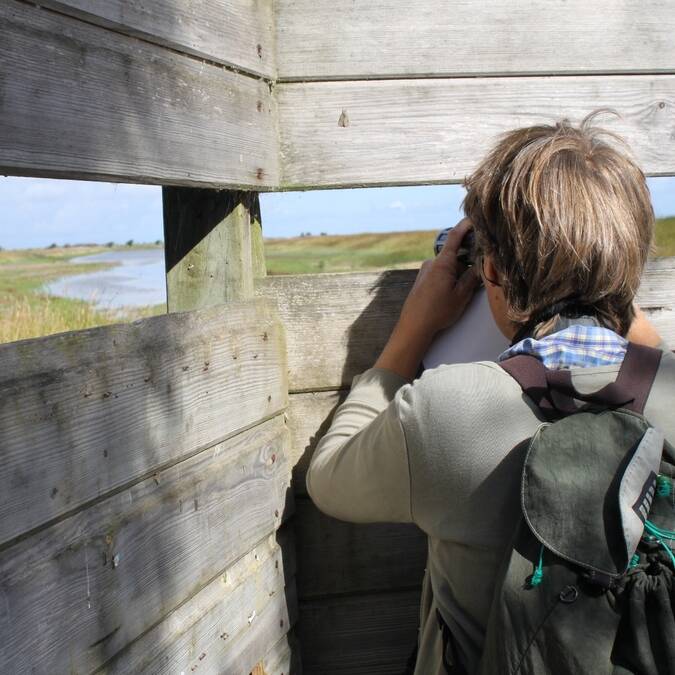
[482,255,518,340]
[482,255,501,287]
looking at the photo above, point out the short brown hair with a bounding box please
[463,110,654,336]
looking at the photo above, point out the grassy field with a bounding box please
[0,246,164,344]
[655,216,675,257]
[1,217,673,344]
[264,217,675,274]
[264,230,437,274]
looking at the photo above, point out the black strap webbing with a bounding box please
[500,342,662,417]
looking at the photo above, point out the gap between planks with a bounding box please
[0,408,287,555]
[18,0,276,82]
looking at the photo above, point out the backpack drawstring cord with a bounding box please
[530,545,545,587]
[643,520,675,569]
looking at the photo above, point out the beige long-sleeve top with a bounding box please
[306,348,675,674]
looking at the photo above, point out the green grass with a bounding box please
[655,216,675,257]
[0,245,164,344]
[264,230,437,274]
[264,216,675,274]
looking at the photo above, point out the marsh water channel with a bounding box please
[46,248,167,310]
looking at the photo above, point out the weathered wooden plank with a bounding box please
[298,590,421,675]
[256,632,302,675]
[0,416,293,675]
[287,390,345,492]
[276,0,675,81]
[0,298,286,546]
[257,270,411,391]
[0,1,277,187]
[104,530,297,674]
[38,0,275,79]
[164,189,261,311]
[277,76,675,188]
[258,259,675,390]
[637,257,675,310]
[295,497,426,599]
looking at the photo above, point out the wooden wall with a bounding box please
[4,1,675,190]
[0,300,297,674]
[0,0,278,188]
[273,0,675,188]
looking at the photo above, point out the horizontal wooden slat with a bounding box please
[259,259,675,390]
[298,590,421,675]
[257,270,410,391]
[637,257,675,347]
[105,531,297,674]
[276,0,675,81]
[0,1,277,187]
[38,0,275,79]
[0,298,286,546]
[277,76,675,188]
[295,498,426,599]
[0,416,292,675]
[637,257,675,310]
[287,390,345,492]
[256,631,302,675]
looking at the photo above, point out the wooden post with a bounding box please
[163,188,266,312]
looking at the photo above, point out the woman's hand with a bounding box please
[374,218,481,380]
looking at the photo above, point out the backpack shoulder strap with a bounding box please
[500,342,662,416]
[611,343,663,414]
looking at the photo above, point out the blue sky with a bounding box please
[1,176,674,249]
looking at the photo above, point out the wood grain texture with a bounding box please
[275,0,675,81]
[257,632,302,675]
[0,417,293,675]
[287,390,346,492]
[38,0,275,79]
[277,76,675,188]
[257,270,411,391]
[634,257,675,346]
[636,257,675,311]
[258,259,675,390]
[298,590,421,675]
[0,298,286,546]
[105,531,297,674]
[0,1,278,188]
[163,189,260,311]
[295,498,426,599]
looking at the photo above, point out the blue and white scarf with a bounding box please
[498,324,627,370]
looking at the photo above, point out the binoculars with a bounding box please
[433,227,476,268]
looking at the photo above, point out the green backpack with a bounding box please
[475,343,675,675]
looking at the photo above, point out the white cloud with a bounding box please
[388,200,406,210]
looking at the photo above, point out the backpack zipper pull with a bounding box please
[530,545,545,587]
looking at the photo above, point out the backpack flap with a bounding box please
[522,410,663,577]
[619,426,665,561]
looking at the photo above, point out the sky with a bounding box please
[1,175,674,249]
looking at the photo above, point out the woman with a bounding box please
[305,114,675,674]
